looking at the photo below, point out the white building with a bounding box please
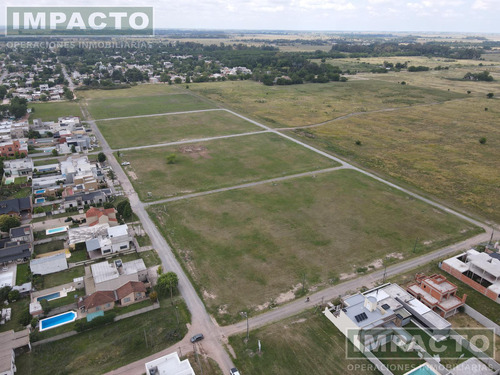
[145,352,195,375]
[90,258,147,292]
[30,253,68,275]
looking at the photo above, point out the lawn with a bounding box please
[0,298,29,333]
[33,158,60,167]
[69,249,88,262]
[119,132,338,201]
[139,250,161,268]
[29,101,82,122]
[149,169,482,324]
[16,299,191,375]
[34,240,66,255]
[289,98,500,222]
[85,93,214,120]
[97,110,261,149]
[76,84,179,100]
[38,266,85,289]
[16,263,31,285]
[229,309,377,375]
[48,290,82,309]
[372,342,424,375]
[189,79,465,128]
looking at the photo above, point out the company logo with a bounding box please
[6,7,153,35]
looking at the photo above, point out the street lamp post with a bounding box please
[240,311,249,343]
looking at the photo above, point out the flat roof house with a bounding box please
[407,273,466,318]
[145,352,195,375]
[30,253,68,275]
[0,329,30,375]
[441,249,500,303]
[90,259,147,292]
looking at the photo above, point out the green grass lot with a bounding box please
[69,249,88,262]
[48,291,82,310]
[289,97,500,222]
[388,256,500,326]
[372,342,424,375]
[119,132,338,201]
[229,309,377,375]
[34,240,66,255]
[189,80,465,128]
[0,298,29,333]
[149,169,482,324]
[76,83,179,100]
[33,158,60,167]
[85,93,214,120]
[98,110,261,149]
[29,101,82,122]
[16,299,190,375]
[38,266,85,290]
[16,263,31,285]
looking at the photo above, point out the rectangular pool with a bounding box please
[37,292,60,302]
[46,226,69,235]
[39,311,77,331]
[35,189,46,195]
[35,197,46,204]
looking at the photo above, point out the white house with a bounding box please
[145,352,195,375]
[30,253,68,275]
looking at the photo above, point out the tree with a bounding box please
[0,215,21,233]
[116,199,132,219]
[63,87,74,100]
[103,202,114,209]
[40,299,51,315]
[71,145,77,153]
[156,272,179,301]
[107,169,116,183]
[18,308,32,326]
[166,153,177,164]
[149,291,158,302]
[34,207,45,214]
[157,265,163,275]
[8,289,20,302]
[9,97,28,119]
[52,149,59,156]
[97,152,107,163]
[486,92,494,99]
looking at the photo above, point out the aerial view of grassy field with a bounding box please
[117,132,338,201]
[288,97,500,222]
[98,110,261,149]
[229,309,378,375]
[76,84,179,100]
[189,79,465,128]
[29,101,82,121]
[149,169,481,324]
[85,93,214,119]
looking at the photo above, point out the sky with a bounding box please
[1,0,500,33]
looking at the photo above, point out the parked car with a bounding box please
[230,368,241,375]
[190,333,204,343]
[121,162,130,166]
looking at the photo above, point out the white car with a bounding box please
[121,162,130,166]
[230,368,241,375]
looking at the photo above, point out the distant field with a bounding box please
[98,110,260,149]
[149,169,481,324]
[76,84,179,100]
[29,101,82,122]
[85,93,214,120]
[189,80,465,128]
[229,309,378,375]
[289,97,500,222]
[119,132,337,201]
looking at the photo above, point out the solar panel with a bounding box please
[354,312,368,323]
[381,304,390,310]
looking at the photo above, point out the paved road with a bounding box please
[115,130,269,152]
[0,70,7,84]
[80,102,236,374]
[146,166,347,206]
[60,63,75,92]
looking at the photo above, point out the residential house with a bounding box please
[145,352,195,375]
[0,329,30,375]
[407,274,466,318]
[3,158,33,178]
[30,253,68,275]
[0,198,32,218]
[77,290,115,314]
[90,259,147,292]
[63,188,112,209]
[9,226,33,244]
[0,226,33,264]
[441,249,500,303]
[77,224,131,256]
[86,207,118,227]
[0,139,28,157]
[115,281,147,306]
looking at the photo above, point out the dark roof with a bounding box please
[78,291,115,310]
[0,243,31,263]
[64,189,112,202]
[115,281,146,300]
[9,226,31,238]
[0,197,32,215]
[488,252,500,261]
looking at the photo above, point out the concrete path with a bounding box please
[96,108,223,122]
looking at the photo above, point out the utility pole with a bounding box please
[241,311,249,343]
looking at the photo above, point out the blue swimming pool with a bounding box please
[46,226,69,235]
[35,197,45,204]
[39,311,77,331]
[34,189,46,195]
[37,292,60,302]
[406,364,436,375]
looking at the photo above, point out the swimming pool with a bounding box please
[404,364,437,375]
[35,197,46,204]
[46,226,69,235]
[37,292,61,302]
[39,311,77,331]
[34,189,46,195]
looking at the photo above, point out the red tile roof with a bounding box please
[115,281,147,300]
[78,290,115,310]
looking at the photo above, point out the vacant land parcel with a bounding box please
[119,132,338,201]
[189,80,465,128]
[149,169,481,323]
[98,110,261,149]
[86,93,214,120]
[29,101,82,122]
[290,97,500,222]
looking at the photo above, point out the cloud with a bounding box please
[471,0,500,10]
[291,0,356,11]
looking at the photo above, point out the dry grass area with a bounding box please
[189,79,463,128]
[290,97,500,222]
[77,83,179,100]
[149,169,481,324]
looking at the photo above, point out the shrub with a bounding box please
[8,290,20,302]
[486,93,494,99]
[356,267,368,273]
[355,140,362,146]
[18,308,32,326]
[479,137,487,144]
